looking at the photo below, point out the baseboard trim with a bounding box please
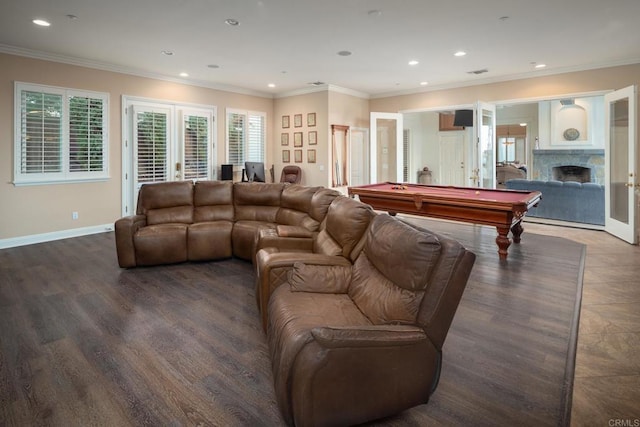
[0,223,114,250]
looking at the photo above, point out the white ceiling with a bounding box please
[2,0,640,98]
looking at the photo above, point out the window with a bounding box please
[14,82,109,185]
[226,109,266,167]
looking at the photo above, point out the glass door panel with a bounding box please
[370,113,403,183]
[605,85,637,243]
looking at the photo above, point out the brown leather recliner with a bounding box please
[255,195,375,330]
[266,214,476,426]
[280,165,302,184]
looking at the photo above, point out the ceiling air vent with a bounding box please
[467,68,488,75]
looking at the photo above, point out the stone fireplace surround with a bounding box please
[532,149,605,185]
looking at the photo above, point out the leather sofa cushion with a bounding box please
[275,208,319,230]
[193,181,234,222]
[134,224,188,265]
[309,188,342,222]
[233,221,277,260]
[280,185,320,212]
[288,262,351,293]
[188,221,233,261]
[365,215,442,291]
[137,181,194,225]
[234,183,284,222]
[349,253,424,325]
[347,216,442,325]
[323,196,374,259]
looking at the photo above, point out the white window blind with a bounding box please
[226,109,265,167]
[183,113,210,180]
[14,82,109,185]
[135,109,168,184]
[69,94,104,172]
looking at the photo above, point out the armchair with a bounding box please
[280,165,302,184]
[266,214,476,426]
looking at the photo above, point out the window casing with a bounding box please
[14,82,109,185]
[226,109,266,167]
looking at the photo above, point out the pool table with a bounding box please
[348,182,542,260]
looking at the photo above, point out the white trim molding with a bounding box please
[0,224,114,250]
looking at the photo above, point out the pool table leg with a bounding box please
[495,225,511,260]
[511,221,524,244]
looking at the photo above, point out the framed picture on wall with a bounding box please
[294,132,303,147]
[294,114,303,128]
[307,149,316,163]
[282,150,290,163]
[308,130,317,145]
[282,115,290,129]
[294,149,303,163]
[307,112,316,127]
[281,133,289,146]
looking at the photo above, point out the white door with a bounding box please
[604,85,637,243]
[350,127,369,186]
[439,133,466,186]
[370,112,403,183]
[475,102,497,188]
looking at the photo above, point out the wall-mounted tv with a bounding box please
[453,109,474,127]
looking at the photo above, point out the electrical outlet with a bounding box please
[72,211,78,220]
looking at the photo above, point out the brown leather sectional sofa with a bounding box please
[114,181,340,267]
[114,180,476,426]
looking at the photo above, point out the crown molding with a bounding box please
[370,58,640,99]
[0,44,275,99]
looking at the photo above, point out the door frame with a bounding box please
[121,95,217,216]
[604,85,637,243]
[370,112,403,183]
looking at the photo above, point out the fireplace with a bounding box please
[532,149,604,184]
[552,165,591,183]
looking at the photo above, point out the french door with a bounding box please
[604,85,637,243]
[370,112,403,183]
[474,102,497,188]
[122,98,216,215]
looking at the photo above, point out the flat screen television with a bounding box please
[244,161,266,182]
[453,109,474,127]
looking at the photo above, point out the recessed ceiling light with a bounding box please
[162,50,174,56]
[267,83,276,88]
[535,63,547,69]
[408,60,419,66]
[519,123,527,126]
[420,81,428,86]
[454,51,467,57]
[179,72,189,77]
[337,50,352,56]
[32,19,51,27]
[225,18,240,26]
[66,14,78,20]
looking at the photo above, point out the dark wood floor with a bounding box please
[0,218,585,426]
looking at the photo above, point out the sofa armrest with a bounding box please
[255,250,351,331]
[288,262,351,294]
[255,228,314,256]
[311,325,427,349]
[277,225,314,238]
[114,215,147,268]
